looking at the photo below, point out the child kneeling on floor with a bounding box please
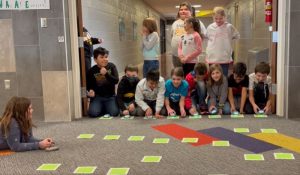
[0,97,55,152]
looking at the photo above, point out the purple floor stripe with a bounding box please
[198,127,281,153]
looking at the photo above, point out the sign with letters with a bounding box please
[0,0,50,10]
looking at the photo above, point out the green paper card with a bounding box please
[209,115,222,119]
[153,138,170,144]
[121,116,134,120]
[77,134,95,139]
[189,115,202,119]
[244,154,264,161]
[73,166,97,174]
[143,116,156,120]
[167,116,180,119]
[37,164,61,171]
[274,153,295,160]
[103,135,120,140]
[254,114,268,118]
[182,138,198,143]
[99,116,113,120]
[212,141,230,147]
[128,136,145,141]
[141,156,162,163]
[231,114,244,118]
[234,128,250,133]
[107,168,130,175]
[261,129,278,133]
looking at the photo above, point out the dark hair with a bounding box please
[255,62,270,74]
[83,27,88,32]
[171,67,184,78]
[146,69,160,82]
[186,17,201,35]
[0,97,34,141]
[194,62,207,76]
[142,18,158,33]
[208,64,224,86]
[125,64,138,73]
[93,47,109,59]
[233,62,247,77]
[176,2,194,18]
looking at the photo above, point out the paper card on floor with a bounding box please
[77,134,95,139]
[244,154,264,161]
[103,135,120,140]
[73,166,97,174]
[260,129,278,133]
[189,115,202,119]
[128,136,145,141]
[143,116,156,120]
[167,116,180,119]
[182,138,198,143]
[208,115,222,119]
[107,168,130,175]
[231,114,244,118]
[234,128,250,133]
[274,153,295,160]
[99,116,113,120]
[141,156,162,163]
[254,114,268,118]
[121,116,134,120]
[153,138,170,144]
[37,164,61,171]
[212,141,230,147]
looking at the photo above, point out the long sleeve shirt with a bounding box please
[0,119,40,152]
[117,76,140,111]
[135,77,165,112]
[142,32,160,60]
[178,32,202,63]
[206,22,240,64]
[86,62,119,97]
[84,37,100,58]
[207,76,228,105]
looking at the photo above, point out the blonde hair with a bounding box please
[142,18,158,34]
[213,7,226,17]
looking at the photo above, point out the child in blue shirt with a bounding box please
[164,67,189,117]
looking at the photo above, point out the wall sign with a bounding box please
[0,0,50,10]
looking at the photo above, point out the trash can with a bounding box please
[247,47,269,73]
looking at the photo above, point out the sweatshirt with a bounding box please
[178,32,202,63]
[142,32,160,60]
[0,118,40,152]
[86,62,119,97]
[117,76,140,111]
[135,77,165,112]
[206,22,240,64]
[207,76,228,105]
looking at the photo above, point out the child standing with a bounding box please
[142,18,160,77]
[228,62,252,114]
[248,62,273,114]
[185,62,208,115]
[206,7,240,76]
[0,97,54,152]
[171,2,206,68]
[164,67,188,117]
[117,64,140,116]
[87,47,119,117]
[207,64,231,114]
[135,69,165,118]
[178,17,202,76]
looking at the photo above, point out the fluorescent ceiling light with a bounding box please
[175,4,202,8]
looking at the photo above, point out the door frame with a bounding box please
[68,0,288,118]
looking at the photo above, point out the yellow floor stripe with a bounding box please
[249,133,300,153]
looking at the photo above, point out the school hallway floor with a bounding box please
[1,115,300,175]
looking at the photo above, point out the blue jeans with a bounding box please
[191,80,207,111]
[88,96,119,117]
[143,60,159,77]
[207,99,231,115]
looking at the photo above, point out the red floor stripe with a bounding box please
[152,124,218,146]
